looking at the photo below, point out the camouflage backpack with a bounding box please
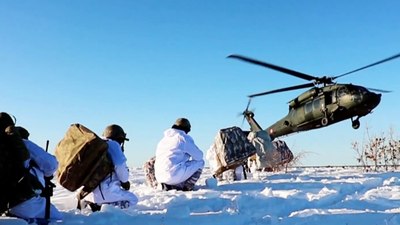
[54,124,114,200]
[0,112,43,214]
[211,126,257,176]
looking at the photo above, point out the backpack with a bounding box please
[0,113,43,214]
[209,126,256,176]
[54,124,114,197]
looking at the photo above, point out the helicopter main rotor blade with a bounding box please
[366,87,392,93]
[334,53,400,79]
[228,54,317,81]
[248,82,315,98]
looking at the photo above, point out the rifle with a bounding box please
[44,140,55,221]
[32,140,58,225]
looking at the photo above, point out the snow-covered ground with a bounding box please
[2,166,400,225]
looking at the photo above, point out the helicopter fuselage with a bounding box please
[266,84,381,140]
[231,53,397,140]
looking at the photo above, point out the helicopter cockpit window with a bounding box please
[347,85,367,95]
[348,86,358,95]
[348,85,364,103]
[357,86,368,94]
[337,86,348,97]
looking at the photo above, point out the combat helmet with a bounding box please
[15,126,30,140]
[172,118,191,134]
[0,112,15,131]
[103,124,129,144]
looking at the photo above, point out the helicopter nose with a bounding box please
[367,92,381,109]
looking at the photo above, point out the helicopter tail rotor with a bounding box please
[240,98,254,127]
[240,98,264,132]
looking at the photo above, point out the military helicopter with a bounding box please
[229,53,400,140]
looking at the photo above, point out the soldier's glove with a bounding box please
[121,181,130,191]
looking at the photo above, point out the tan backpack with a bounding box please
[55,124,113,195]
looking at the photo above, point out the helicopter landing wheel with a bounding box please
[321,117,328,126]
[352,120,360,129]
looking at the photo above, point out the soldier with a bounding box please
[0,113,62,221]
[82,124,138,211]
[153,118,204,191]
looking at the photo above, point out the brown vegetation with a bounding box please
[352,126,400,171]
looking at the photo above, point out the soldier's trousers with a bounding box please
[143,157,202,191]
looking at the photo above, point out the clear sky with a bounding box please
[1,1,400,167]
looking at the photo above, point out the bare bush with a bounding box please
[282,151,311,172]
[352,126,400,171]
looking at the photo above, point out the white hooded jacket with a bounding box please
[84,139,138,206]
[9,139,62,220]
[154,128,204,185]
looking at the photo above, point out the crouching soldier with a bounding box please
[0,113,62,222]
[82,124,138,211]
[152,118,205,191]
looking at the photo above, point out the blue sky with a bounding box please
[1,1,400,167]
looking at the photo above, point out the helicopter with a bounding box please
[229,53,400,140]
